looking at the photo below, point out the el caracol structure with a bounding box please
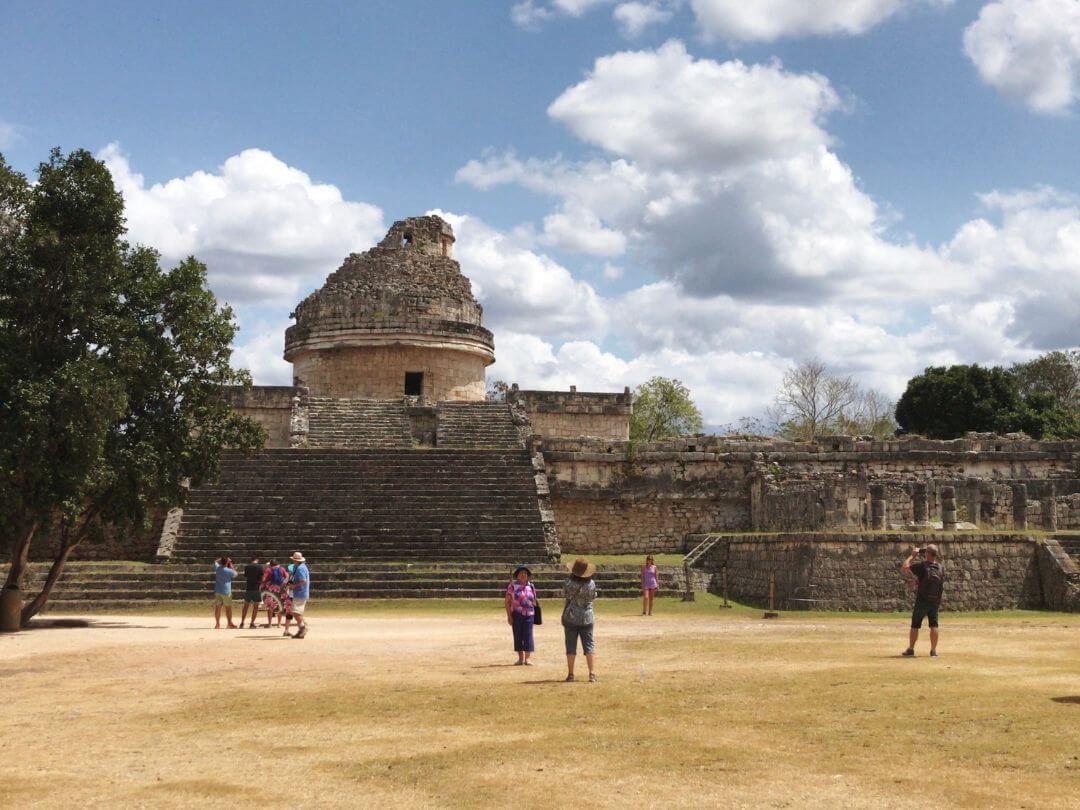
[18,215,1080,611]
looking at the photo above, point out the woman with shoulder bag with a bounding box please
[505,565,538,665]
[562,557,598,683]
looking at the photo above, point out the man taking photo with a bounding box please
[901,544,945,657]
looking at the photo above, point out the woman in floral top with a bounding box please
[505,565,537,665]
[563,557,598,682]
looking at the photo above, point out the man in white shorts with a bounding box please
[288,551,310,639]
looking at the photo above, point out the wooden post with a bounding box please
[764,572,779,618]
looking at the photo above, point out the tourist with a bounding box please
[212,555,238,629]
[562,557,598,682]
[240,556,264,629]
[261,559,287,628]
[901,544,945,657]
[287,551,310,639]
[641,554,659,615]
[505,565,537,665]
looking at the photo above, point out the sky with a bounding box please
[2,0,1078,427]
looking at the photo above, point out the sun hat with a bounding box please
[567,557,596,579]
[290,551,306,563]
[513,564,532,579]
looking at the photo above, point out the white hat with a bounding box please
[290,551,306,563]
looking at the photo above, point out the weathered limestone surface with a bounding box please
[507,386,632,440]
[225,386,297,448]
[693,533,1046,611]
[285,215,493,401]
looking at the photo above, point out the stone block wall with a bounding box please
[553,495,747,554]
[711,533,1044,611]
[225,386,297,448]
[291,345,486,402]
[507,386,632,440]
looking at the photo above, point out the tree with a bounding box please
[769,359,860,441]
[894,364,1050,439]
[629,377,703,442]
[838,389,899,439]
[1010,350,1079,409]
[0,148,264,626]
[486,379,511,402]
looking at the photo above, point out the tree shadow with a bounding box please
[470,663,523,669]
[19,618,167,631]
[1051,696,1080,704]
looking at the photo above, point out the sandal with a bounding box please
[588,673,598,683]
[564,674,575,682]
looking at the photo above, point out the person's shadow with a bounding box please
[1051,696,1080,704]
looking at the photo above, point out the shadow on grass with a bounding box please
[20,618,167,631]
[1051,696,1080,704]
[521,678,570,685]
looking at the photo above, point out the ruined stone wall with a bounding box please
[291,345,486,402]
[226,386,297,448]
[707,533,1044,611]
[553,496,747,554]
[541,435,1080,549]
[507,387,632,440]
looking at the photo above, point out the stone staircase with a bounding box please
[436,402,524,448]
[22,561,678,611]
[166,448,550,563]
[1059,535,1080,563]
[305,398,411,448]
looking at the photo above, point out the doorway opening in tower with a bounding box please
[404,371,424,397]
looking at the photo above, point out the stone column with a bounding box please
[941,486,957,531]
[1043,482,1058,532]
[1011,483,1027,530]
[912,482,929,525]
[870,484,886,530]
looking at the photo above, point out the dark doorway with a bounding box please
[404,372,424,397]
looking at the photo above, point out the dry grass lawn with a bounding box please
[1,598,1078,809]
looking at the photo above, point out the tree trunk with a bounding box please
[3,520,39,591]
[19,512,96,626]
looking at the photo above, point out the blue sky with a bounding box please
[2,0,1078,425]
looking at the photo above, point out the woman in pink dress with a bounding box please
[641,555,659,616]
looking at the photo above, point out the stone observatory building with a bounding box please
[284,216,494,402]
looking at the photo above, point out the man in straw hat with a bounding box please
[287,551,310,639]
[901,544,945,657]
[562,557,598,682]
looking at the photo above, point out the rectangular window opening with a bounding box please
[404,371,424,397]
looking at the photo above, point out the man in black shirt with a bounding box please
[901,544,945,657]
[241,556,265,629]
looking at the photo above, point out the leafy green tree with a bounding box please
[629,377,703,442]
[895,364,1050,439]
[0,149,264,625]
[1010,350,1079,439]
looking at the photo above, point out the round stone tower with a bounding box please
[284,215,494,401]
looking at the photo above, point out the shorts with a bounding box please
[213,593,232,607]
[244,590,261,605]
[291,598,307,616]
[563,623,595,655]
[911,599,939,629]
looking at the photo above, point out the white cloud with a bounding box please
[690,0,950,42]
[231,320,293,385]
[512,0,615,28]
[460,41,1080,424]
[99,144,385,307]
[548,41,842,171]
[0,120,21,149]
[614,2,675,37]
[963,0,1080,113]
[431,210,609,340]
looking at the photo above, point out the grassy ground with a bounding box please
[2,600,1078,809]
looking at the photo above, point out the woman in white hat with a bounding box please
[562,557,598,682]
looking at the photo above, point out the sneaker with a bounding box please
[588,673,598,683]
[295,626,307,639]
[930,650,938,657]
[514,660,525,666]
[523,660,533,666]
[901,648,915,657]
[564,674,575,682]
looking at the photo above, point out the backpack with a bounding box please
[270,565,286,586]
[919,563,945,603]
